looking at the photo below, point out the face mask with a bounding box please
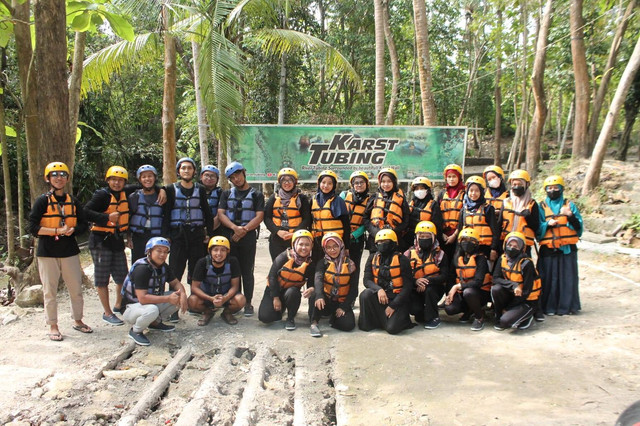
[488,178,501,189]
[377,241,395,255]
[547,190,561,200]
[418,238,433,251]
[512,186,525,197]
[414,189,427,200]
[461,241,478,254]
[506,247,521,258]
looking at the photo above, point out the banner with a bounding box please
[230,125,467,183]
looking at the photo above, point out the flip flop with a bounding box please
[73,324,93,334]
[48,332,64,341]
[197,311,214,326]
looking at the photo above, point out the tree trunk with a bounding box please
[412,0,437,125]
[13,0,42,203]
[0,49,14,263]
[68,30,86,180]
[15,115,26,248]
[526,0,553,176]
[192,41,209,165]
[616,70,640,161]
[557,95,574,163]
[556,92,562,145]
[162,5,177,185]
[494,16,503,168]
[382,0,399,125]
[318,0,326,108]
[278,53,287,125]
[570,0,590,159]
[374,0,385,125]
[586,0,636,153]
[583,34,640,194]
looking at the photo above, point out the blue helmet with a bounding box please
[225,161,245,178]
[201,165,220,177]
[136,165,158,180]
[176,157,197,175]
[145,237,171,255]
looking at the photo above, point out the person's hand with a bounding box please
[302,287,314,298]
[168,290,181,306]
[336,307,346,318]
[212,294,224,308]
[415,278,427,293]
[385,306,395,318]
[273,297,282,312]
[156,188,167,206]
[57,224,69,236]
[125,238,133,249]
[446,234,456,245]
[514,286,523,297]
[548,218,558,227]
[445,287,457,305]
[62,226,75,236]
[377,288,388,305]
[315,298,325,311]
[560,205,573,216]
[179,290,188,313]
[108,211,120,224]
[277,230,293,240]
[490,250,498,261]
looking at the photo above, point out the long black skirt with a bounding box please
[537,248,581,315]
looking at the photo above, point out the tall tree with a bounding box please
[374,0,385,125]
[162,3,177,184]
[412,0,437,125]
[617,71,640,161]
[493,7,503,167]
[570,0,590,159]
[382,0,400,125]
[0,49,14,263]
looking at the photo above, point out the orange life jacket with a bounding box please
[485,188,508,215]
[462,205,493,246]
[271,254,310,289]
[272,194,303,232]
[456,254,492,291]
[539,201,579,249]
[311,196,344,238]
[323,260,352,302]
[409,248,440,279]
[39,192,78,229]
[500,199,536,246]
[344,191,369,232]
[440,191,465,230]
[409,199,436,223]
[91,190,129,234]
[500,255,541,301]
[370,190,405,229]
[372,253,403,294]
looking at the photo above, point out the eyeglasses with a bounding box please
[202,173,218,179]
[280,177,294,184]
[50,171,69,178]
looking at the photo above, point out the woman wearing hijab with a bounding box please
[499,169,540,255]
[311,170,351,264]
[483,165,509,216]
[259,230,315,331]
[365,168,411,252]
[537,175,583,316]
[405,177,443,250]
[264,168,312,260]
[340,171,371,286]
[404,221,449,328]
[457,176,500,261]
[491,232,541,331]
[437,164,465,264]
[309,233,358,337]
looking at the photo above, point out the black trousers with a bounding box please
[349,238,365,296]
[131,231,155,264]
[169,226,206,284]
[269,236,290,261]
[491,284,533,328]
[308,293,355,331]
[444,287,491,320]
[258,286,301,323]
[231,231,257,304]
[357,288,411,335]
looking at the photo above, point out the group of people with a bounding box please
[30,159,582,344]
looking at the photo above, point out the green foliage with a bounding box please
[623,213,640,232]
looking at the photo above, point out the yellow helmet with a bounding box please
[318,169,338,182]
[483,165,505,180]
[44,162,70,180]
[208,236,230,251]
[375,229,398,243]
[105,166,128,181]
[415,220,436,235]
[543,175,565,188]
[350,171,369,184]
[443,164,463,177]
[508,169,531,184]
[411,176,432,190]
[465,175,486,190]
[377,168,398,182]
[292,229,313,245]
[321,231,343,245]
[458,227,480,242]
[504,231,526,249]
[278,167,298,181]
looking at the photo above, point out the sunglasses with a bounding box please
[50,171,69,178]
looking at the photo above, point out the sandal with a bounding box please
[72,323,93,334]
[222,310,238,325]
[48,332,64,341]
[197,310,214,326]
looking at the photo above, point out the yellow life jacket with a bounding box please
[322,260,352,302]
[440,191,465,230]
[344,191,369,232]
[91,190,129,234]
[500,199,536,246]
[456,254,492,291]
[409,199,436,223]
[272,194,303,232]
[500,255,541,301]
[370,190,405,229]
[539,201,579,249]
[484,188,508,215]
[462,205,493,246]
[311,196,344,238]
[39,193,78,229]
[372,253,403,294]
[271,254,310,289]
[409,248,440,279]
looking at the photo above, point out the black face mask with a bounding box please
[512,186,526,197]
[506,247,521,259]
[377,241,395,255]
[418,238,433,251]
[461,241,478,254]
[547,190,561,200]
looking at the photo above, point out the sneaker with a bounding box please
[424,317,441,329]
[168,311,179,323]
[545,312,556,316]
[470,318,484,331]
[148,321,175,332]
[310,324,322,337]
[517,316,533,330]
[494,323,506,331]
[103,313,124,326]
[534,311,545,322]
[285,318,296,331]
[244,304,254,317]
[458,312,472,323]
[128,328,150,346]
[222,310,238,325]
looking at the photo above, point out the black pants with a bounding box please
[131,231,155,264]
[357,288,411,335]
[444,287,491,320]
[269,236,290,261]
[169,226,206,284]
[349,238,365,296]
[409,283,445,323]
[491,284,533,328]
[308,293,355,331]
[258,286,301,323]
[230,231,257,305]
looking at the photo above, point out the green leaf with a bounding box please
[5,125,15,137]
[0,20,13,48]
[71,11,92,32]
[75,127,82,143]
[91,13,104,27]
[66,1,89,15]
[102,11,134,42]
[78,121,103,139]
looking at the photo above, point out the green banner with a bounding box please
[231,125,467,183]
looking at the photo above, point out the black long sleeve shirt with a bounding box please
[161,182,214,236]
[313,258,358,310]
[363,252,413,310]
[267,250,314,297]
[264,193,312,242]
[493,255,537,299]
